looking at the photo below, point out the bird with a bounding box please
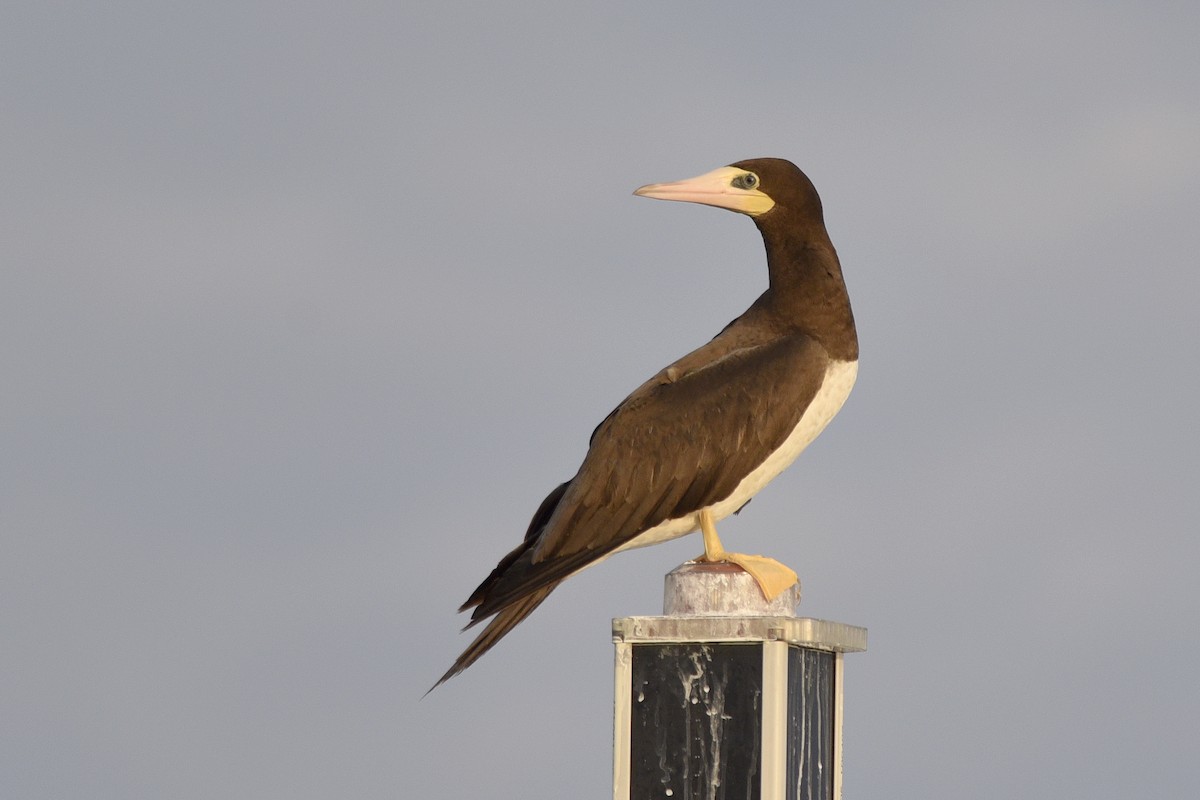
[436,158,858,687]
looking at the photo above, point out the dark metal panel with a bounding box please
[786,647,834,800]
[629,643,763,800]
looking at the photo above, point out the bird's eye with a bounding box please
[732,173,759,190]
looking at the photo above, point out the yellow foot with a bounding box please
[693,552,798,600]
[692,507,798,600]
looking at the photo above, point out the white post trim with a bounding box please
[833,652,845,800]
[761,640,788,800]
[612,641,632,800]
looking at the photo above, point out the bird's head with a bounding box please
[633,158,823,225]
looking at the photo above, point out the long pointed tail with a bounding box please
[430,583,558,692]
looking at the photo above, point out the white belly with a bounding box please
[613,358,858,553]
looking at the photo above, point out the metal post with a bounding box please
[613,562,866,800]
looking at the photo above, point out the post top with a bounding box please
[611,560,867,652]
[612,615,867,652]
[663,561,801,616]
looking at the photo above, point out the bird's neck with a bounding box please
[758,225,858,361]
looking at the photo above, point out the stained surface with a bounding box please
[629,643,763,800]
[786,648,835,800]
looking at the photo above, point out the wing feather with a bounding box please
[470,334,828,619]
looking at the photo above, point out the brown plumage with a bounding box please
[435,159,857,688]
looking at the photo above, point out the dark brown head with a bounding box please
[633,157,825,233]
[729,158,824,229]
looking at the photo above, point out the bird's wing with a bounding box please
[470,332,829,620]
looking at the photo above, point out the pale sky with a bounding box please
[4,3,1199,798]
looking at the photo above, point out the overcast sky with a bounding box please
[3,3,1199,798]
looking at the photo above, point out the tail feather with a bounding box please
[431,479,573,692]
[430,583,558,692]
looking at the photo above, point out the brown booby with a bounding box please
[437,158,857,686]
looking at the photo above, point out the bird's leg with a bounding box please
[698,507,729,561]
[694,508,798,601]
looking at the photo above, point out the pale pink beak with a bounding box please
[634,166,774,216]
